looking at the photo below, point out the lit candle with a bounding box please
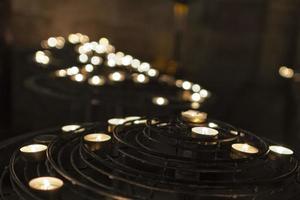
[29,177,63,192]
[152,97,169,106]
[190,102,200,109]
[54,69,67,77]
[71,73,86,82]
[108,72,125,82]
[90,56,102,65]
[35,51,50,65]
[208,122,218,128]
[231,143,259,158]
[181,110,207,123]
[125,116,141,122]
[20,144,47,162]
[108,118,125,132]
[191,127,218,137]
[279,66,294,79]
[132,74,149,84]
[269,145,293,155]
[88,75,105,86]
[83,133,111,151]
[61,124,81,132]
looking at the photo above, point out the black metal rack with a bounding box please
[1,115,299,199]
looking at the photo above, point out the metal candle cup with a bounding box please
[20,144,47,162]
[191,127,219,139]
[108,118,125,133]
[29,177,64,198]
[61,124,81,132]
[231,143,259,159]
[61,124,84,138]
[83,133,111,152]
[268,145,294,160]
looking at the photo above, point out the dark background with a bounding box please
[0,0,300,149]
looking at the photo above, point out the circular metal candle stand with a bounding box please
[0,116,299,199]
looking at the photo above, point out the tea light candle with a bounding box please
[88,75,105,86]
[125,116,141,122]
[231,143,259,155]
[84,133,111,151]
[152,97,169,106]
[132,74,149,84]
[55,69,67,77]
[109,72,125,82]
[71,73,86,82]
[181,110,207,123]
[29,177,63,192]
[208,122,218,128]
[61,125,81,132]
[108,118,125,132]
[20,144,47,162]
[191,127,218,137]
[269,145,293,155]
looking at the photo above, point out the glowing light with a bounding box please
[108,118,126,126]
[192,84,201,92]
[191,127,219,136]
[91,56,102,65]
[84,133,111,142]
[208,122,218,128]
[200,89,209,98]
[90,41,98,50]
[125,116,141,122]
[99,37,109,46]
[182,81,192,90]
[152,97,169,106]
[56,36,65,49]
[29,177,64,191]
[122,55,133,66]
[106,45,115,53]
[79,35,90,44]
[35,51,50,65]
[181,110,207,123]
[115,52,125,65]
[79,54,88,63]
[232,143,259,154]
[79,43,92,54]
[269,145,293,155]
[88,75,105,86]
[20,144,47,153]
[55,69,67,77]
[68,33,80,44]
[131,59,140,69]
[95,44,106,54]
[279,66,294,79]
[61,125,81,132]
[66,66,79,76]
[138,62,150,72]
[230,130,238,135]
[147,69,158,77]
[190,102,200,109]
[191,93,202,102]
[133,74,149,84]
[109,72,125,82]
[175,79,183,88]
[107,59,116,67]
[84,64,94,72]
[47,37,57,48]
[72,74,85,82]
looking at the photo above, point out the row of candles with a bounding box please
[19,109,294,193]
[34,33,210,107]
